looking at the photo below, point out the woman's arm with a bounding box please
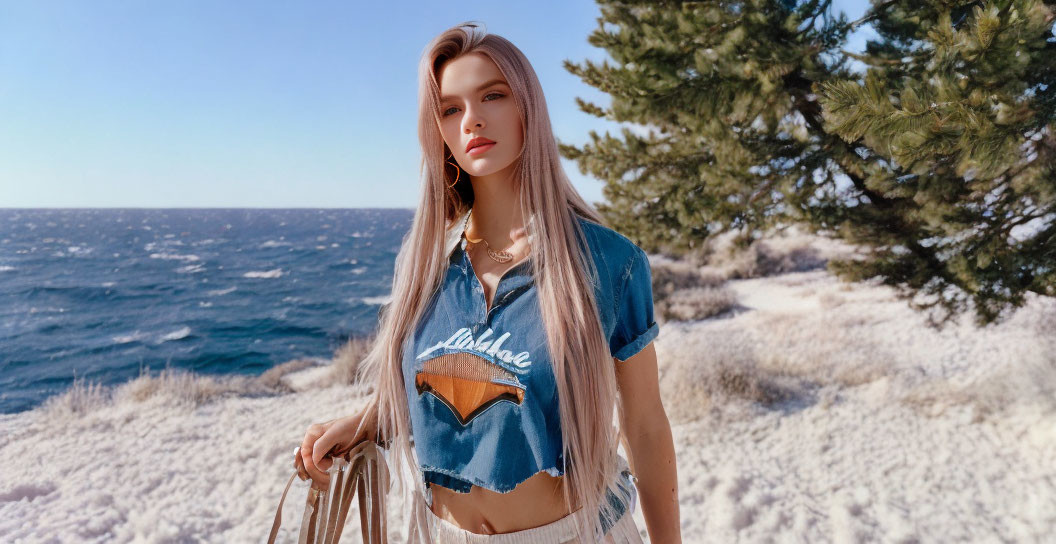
[615,341,682,543]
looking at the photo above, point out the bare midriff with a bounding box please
[429,468,582,534]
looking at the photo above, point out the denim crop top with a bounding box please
[400,213,659,507]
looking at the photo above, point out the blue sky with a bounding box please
[0,0,871,208]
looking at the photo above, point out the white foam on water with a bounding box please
[149,252,200,262]
[112,330,148,344]
[242,268,283,279]
[157,326,191,343]
[360,294,392,306]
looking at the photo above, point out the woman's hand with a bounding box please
[296,404,378,491]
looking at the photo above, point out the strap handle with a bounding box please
[267,440,389,544]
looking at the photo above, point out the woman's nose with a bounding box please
[462,108,484,133]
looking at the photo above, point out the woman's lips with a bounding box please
[467,142,496,156]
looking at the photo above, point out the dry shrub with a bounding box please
[659,306,902,424]
[652,258,725,294]
[330,334,375,386]
[660,286,740,322]
[720,239,827,279]
[694,224,859,281]
[852,295,1056,421]
[113,364,274,408]
[650,257,739,322]
[900,344,1056,422]
[711,363,801,407]
[752,311,892,389]
[35,359,306,427]
[38,374,112,421]
[257,357,318,390]
[659,330,810,424]
[818,291,845,309]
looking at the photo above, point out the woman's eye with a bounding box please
[441,92,504,117]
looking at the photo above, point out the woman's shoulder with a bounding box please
[573,215,646,269]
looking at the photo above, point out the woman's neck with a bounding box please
[467,175,528,245]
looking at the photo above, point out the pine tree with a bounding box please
[560,0,1056,327]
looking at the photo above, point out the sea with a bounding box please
[0,208,413,415]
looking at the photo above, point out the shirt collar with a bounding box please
[444,209,470,261]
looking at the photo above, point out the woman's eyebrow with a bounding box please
[439,78,508,102]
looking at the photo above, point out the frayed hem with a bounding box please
[421,464,567,494]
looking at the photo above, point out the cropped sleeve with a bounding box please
[609,247,660,362]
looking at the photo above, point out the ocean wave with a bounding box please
[206,286,237,296]
[360,295,392,306]
[112,330,148,344]
[0,266,14,272]
[158,326,191,342]
[29,306,68,314]
[259,239,292,249]
[22,285,115,301]
[243,268,283,279]
[149,252,201,262]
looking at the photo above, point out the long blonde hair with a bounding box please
[355,21,632,542]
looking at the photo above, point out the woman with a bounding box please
[296,22,681,543]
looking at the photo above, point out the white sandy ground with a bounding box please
[1,261,1055,542]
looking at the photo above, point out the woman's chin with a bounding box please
[465,161,515,177]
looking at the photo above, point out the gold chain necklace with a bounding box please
[462,209,517,263]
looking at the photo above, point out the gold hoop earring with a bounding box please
[444,152,461,188]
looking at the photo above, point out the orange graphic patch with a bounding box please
[415,351,525,425]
